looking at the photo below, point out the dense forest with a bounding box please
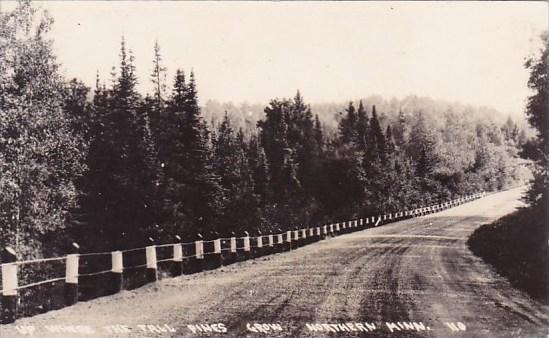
[0,1,533,259]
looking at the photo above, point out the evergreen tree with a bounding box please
[258,98,291,202]
[356,100,369,151]
[392,109,407,147]
[338,102,358,145]
[313,114,324,151]
[80,38,161,249]
[150,40,167,104]
[63,78,92,140]
[213,114,261,235]
[368,105,386,162]
[247,135,270,207]
[407,112,441,197]
[386,125,396,155]
[148,41,168,160]
[408,112,437,177]
[164,69,224,236]
[257,92,323,226]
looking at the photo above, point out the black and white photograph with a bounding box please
[0,1,548,337]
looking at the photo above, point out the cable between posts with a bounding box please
[16,277,65,290]
[14,257,66,266]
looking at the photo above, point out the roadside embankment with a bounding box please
[468,203,548,304]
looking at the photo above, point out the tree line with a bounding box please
[0,1,531,258]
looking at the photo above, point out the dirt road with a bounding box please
[2,187,548,337]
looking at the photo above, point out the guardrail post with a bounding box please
[277,233,284,252]
[243,232,251,259]
[267,233,274,254]
[64,242,80,306]
[1,247,17,324]
[222,233,236,265]
[172,235,183,276]
[267,234,273,248]
[286,230,292,250]
[194,235,204,271]
[230,236,237,254]
[111,250,123,293]
[146,242,158,283]
[256,235,263,257]
[212,238,222,267]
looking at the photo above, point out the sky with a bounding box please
[4,1,548,116]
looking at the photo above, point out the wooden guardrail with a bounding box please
[0,192,486,324]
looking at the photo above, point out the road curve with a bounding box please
[2,187,548,338]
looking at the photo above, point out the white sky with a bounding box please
[4,1,548,116]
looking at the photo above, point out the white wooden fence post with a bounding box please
[172,235,183,275]
[286,231,292,249]
[243,235,251,252]
[1,247,17,324]
[214,239,221,254]
[111,250,124,292]
[173,244,183,262]
[195,240,204,259]
[146,245,158,282]
[257,236,263,248]
[230,237,237,253]
[64,242,80,306]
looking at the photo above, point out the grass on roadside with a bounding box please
[467,204,548,304]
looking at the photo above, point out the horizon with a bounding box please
[3,1,548,117]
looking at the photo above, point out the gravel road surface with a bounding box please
[2,187,548,338]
